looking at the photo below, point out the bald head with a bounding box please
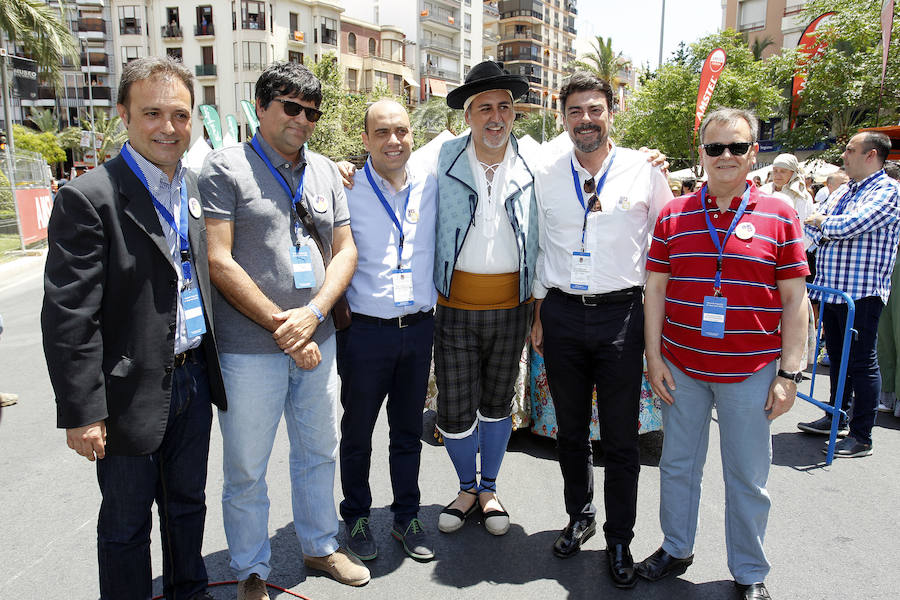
[826,170,849,192]
[364,99,408,134]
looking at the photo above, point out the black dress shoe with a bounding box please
[635,547,694,581]
[552,517,596,558]
[736,582,771,600]
[607,543,637,589]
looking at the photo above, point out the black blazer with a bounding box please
[42,154,227,456]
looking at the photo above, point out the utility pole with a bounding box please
[1,48,26,252]
[658,0,666,68]
[82,39,97,168]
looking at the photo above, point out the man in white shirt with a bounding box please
[530,71,672,588]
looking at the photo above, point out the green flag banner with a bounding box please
[199,104,223,149]
[241,100,259,137]
[225,114,239,143]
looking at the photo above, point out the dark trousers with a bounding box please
[96,351,213,600]
[337,315,434,524]
[823,296,884,445]
[541,290,643,546]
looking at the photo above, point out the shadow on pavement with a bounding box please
[771,431,831,471]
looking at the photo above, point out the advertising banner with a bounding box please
[199,104,223,149]
[15,188,52,245]
[694,48,727,134]
[790,12,835,129]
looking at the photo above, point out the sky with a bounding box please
[574,0,725,70]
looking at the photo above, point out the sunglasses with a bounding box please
[702,142,752,157]
[273,98,323,122]
[583,179,601,211]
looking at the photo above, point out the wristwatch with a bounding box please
[777,368,804,383]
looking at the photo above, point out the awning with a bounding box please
[428,78,448,97]
[403,74,420,88]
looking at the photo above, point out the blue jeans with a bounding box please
[659,359,775,585]
[218,337,340,581]
[337,316,433,525]
[97,353,213,600]
[822,296,883,445]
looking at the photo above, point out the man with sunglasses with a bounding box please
[200,62,368,597]
[639,108,809,600]
[529,71,672,588]
[798,131,900,457]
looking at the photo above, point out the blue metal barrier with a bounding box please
[797,283,856,465]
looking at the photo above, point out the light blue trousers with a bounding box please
[659,358,775,585]
[218,337,340,581]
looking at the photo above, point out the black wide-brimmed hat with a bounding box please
[446,61,529,110]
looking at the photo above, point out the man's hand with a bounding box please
[530,319,544,357]
[66,421,107,461]
[804,213,826,228]
[639,147,670,176]
[272,307,319,353]
[337,161,356,189]
[765,376,797,420]
[290,341,322,370]
[646,355,676,405]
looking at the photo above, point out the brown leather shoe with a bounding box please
[303,548,371,587]
[237,573,269,600]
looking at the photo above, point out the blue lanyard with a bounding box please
[251,135,306,238]
[121,144,192,282]
[364,162,411,270]
[701,183,751,295]
[570,149,616,250]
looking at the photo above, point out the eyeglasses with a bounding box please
[702,142,752,157]
[273,98,323,122]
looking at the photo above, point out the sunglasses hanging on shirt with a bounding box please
[583,178,601,212]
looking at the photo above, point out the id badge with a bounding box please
[181,288,207,337]
[391,268,414,306]
[570,251,592,291]
[290,245,316,289]
[701,295,727,338]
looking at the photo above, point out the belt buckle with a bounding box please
[397,314,409,329]
[174,352,187,367]
[581,295,599,306]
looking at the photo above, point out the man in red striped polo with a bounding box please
[636,108,809,600]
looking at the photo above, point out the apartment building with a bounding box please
[722,0,811,59]
[339,16,418,104]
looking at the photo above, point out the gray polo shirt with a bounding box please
[199,136,350,353]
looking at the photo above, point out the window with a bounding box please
[320,17,337,46]
[203,85,216,106]
[464,39,471,59]
[290,12,298,34]
[288,50,303,64]
[166,47,183,61]
[241,0,265,30]
[346,68,358,92]
[201,46,214,65]
[242,41,265,70]
[368,37,376,55]
[166,7,179,27]
[348,32,357,54]
[384,39,402,61]
[464,13,471,33]
[235,81,255,109]
[196,6,213,35]
[118,6,141,35]
[738,0,766,31]
[121,46,140,66]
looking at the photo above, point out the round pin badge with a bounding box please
[735,222,755,240]
[189,197,203,219]
[406,207,419,223]
[313,194,328,213]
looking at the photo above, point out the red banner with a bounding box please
[694,48,727,134]
[14,188,53,245]
[790,12,835,129]
[882,0,895,92]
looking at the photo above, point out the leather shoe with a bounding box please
[607,543,637,589]
[552,517,596,558]
[736,582,771,600]
[635,547,694,581]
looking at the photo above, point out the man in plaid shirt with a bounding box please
[799,131,900,457]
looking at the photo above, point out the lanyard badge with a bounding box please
[364,162,415,306]
[568,152,616,290]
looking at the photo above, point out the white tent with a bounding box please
[407,129,457,174]
[183,137,212,175]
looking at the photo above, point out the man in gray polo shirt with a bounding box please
[200,62,366,597]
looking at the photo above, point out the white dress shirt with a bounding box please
[533,143,672,298]
[455,139,520,274]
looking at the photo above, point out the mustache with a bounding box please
[574,124,603,134]
[485,121,507,130]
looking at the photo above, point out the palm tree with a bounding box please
[27,107,59,133]
[410,97,466,136]
[0,0,79,85]
[83,109,127,164]
[571,36,630,88]
[750,36,775,61]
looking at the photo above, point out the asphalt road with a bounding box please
[1,253,898,599]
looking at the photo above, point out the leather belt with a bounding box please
[351,308,434,329]
[550,286,642,307]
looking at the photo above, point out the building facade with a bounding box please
[722,0,811,59]
[339,16,418,105]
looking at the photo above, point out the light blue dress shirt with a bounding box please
[345,158,438,318]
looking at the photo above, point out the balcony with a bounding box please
[241,17,265,31]
[421,66,459,82]
[500,9,542,21]
[421,10,461,32]
[484,2,499,18]
[563,25,576,35]
[320,28,338,46]
[500,31,542,43]
[195,64,217,77]
[421,38,460,55]
[288,30,305,44]
[161,25,183,39]
[82,86,112,101]
[738,20,765,32]
[75,18,106,33]
[784,3,805,16]
[195,23,215,36]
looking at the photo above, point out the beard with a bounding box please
[571,124,608,153]
[480,121,509,149]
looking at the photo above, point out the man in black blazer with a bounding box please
[41,56,226,600]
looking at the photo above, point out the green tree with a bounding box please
[750,36,775,60]
[768,0,899,162]
[615,29,783,171]
[12,123,65,165]
[0,0,79,86]
[571,35,629,89]
[27,107,59,133]
[305,53,369,160]
[410,97,466,149]
[512,111,562,142]
[83,109,127,163]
